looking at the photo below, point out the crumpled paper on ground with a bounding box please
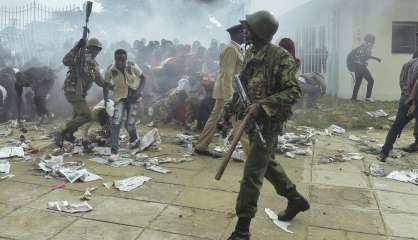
[137,128,161,152]
[264,208,293,234]
[367,163,386,177]
[386,169,418,185]
[349,135,376,144]
[319,152,364,164]
[327,125,346,135]
[366,109,388,118]
[80,187,97,201]
[0,147,24,159]
[145,164,171,174]
[47,201,93,213]
[114,176,152,192]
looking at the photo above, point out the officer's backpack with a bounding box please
[346,48,357,72]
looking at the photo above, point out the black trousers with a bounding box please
[352,65,374,99]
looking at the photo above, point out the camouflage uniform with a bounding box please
[234,43,302,218]
[60,46,105,136]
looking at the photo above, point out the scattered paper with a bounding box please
[342,153,364,161]
[368,163,386,177]
[80,187,97,201]
[137,128,160,152]
[0,160,10,174]
[327,125,345,135]
[47,201,93,213]
[93,147,111,156]
[145,164,172,174]
[386,170,418,185]
[0,147,24,159]
[264,208,293,234]
[114,176,152,192]
[366,109,388,118]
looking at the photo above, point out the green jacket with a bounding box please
[240,43,301,121]
[62,48,105,96]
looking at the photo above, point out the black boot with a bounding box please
[227,231,250,240]
[403,142,418,153]
[277,193,310,221]
[228,218,251,240]
[54,132,64,147]
[63,133,76,143]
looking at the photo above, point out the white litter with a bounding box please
[80,187,97,201]
[342,153,364,161]
[386,170,418,185]
[264,208,293,234]
[0,147,24,159]
[368,163,386,177]
[0,160,10,174]
[388,115,396,121]
[114,176,152,192]
[285,152,296,159]
[137,128,160,152]
[366,109,388,118]
[47,201,93,213]
[327,125,346,135]
[146,165,172,174]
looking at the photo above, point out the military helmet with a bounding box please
[87,38,103,49]
[364,34,376,43]
[241,10,279,41]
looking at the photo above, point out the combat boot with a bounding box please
[227,231,250,240]
[63,133,76,144]
[54,132,64,147]
[403,142,418,153]
[277,193,310,221]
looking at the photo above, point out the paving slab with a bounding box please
[143,167,198,186]
[90,164,148,178]
[0,203,16,218]
[307,226,345,240]
[222,216,307,240]
[189,169,241,192]
[0,207,75,240]
[382,212,418,239]
[113,181,184,204]
[371,177,418,195]
[310,204,385,235]
[27,188,107,216]
[376,191,418,214]
[312,170,369,188]
[150,205,233,240]
[83,197,166,227]
[310,185,378,210]
[312,160,365,173]
[0,181,50,206]
[52,219,143,240]
[346,232,388,240]
[137,229,201,240]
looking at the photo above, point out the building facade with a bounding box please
[279,0,418,100]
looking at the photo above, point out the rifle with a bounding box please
[215,75,266,181]
[75,1,93,96]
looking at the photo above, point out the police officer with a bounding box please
[55,38,107,147]
[194,24,244,157]
[227,11,309,240]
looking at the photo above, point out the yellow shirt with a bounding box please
[212,41,243,100]
[105,61,143,102]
